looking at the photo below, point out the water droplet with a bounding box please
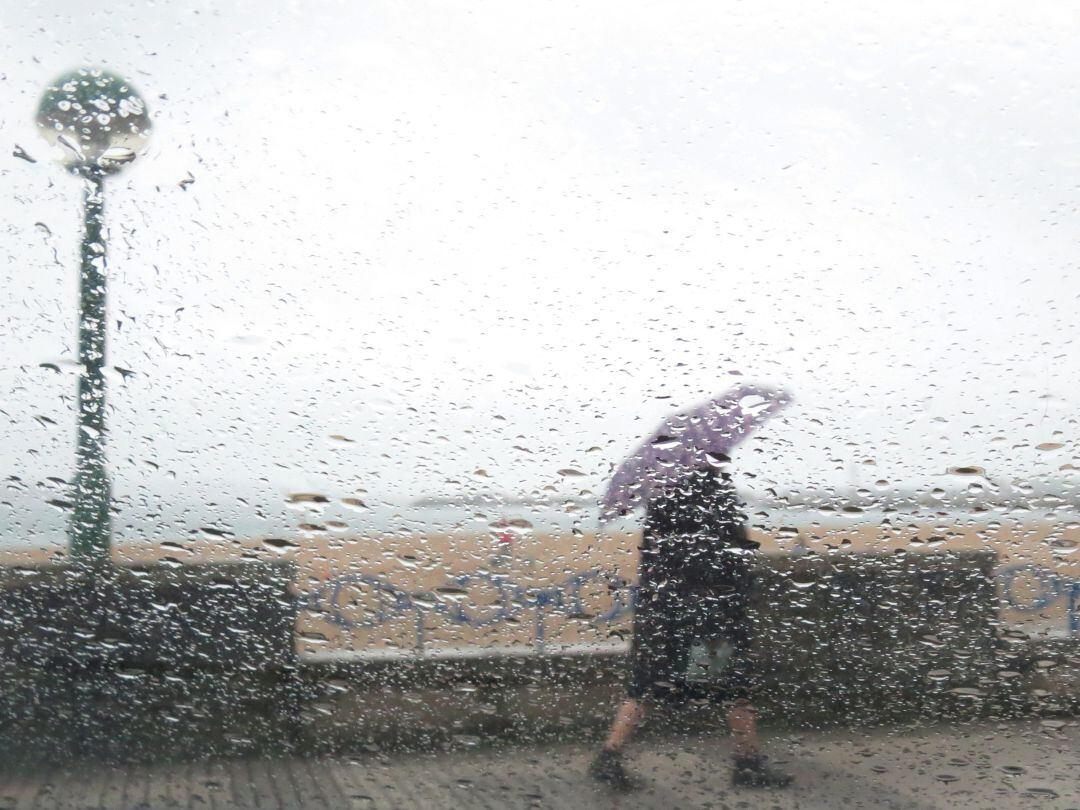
[705,452,729,467]
[287,493,329,512]
[56,133,84,159]
[1024,787,1059,799]
[948,466,985,476]
[99,145,135,164]
[263,537,299,554]
[948,687,984,697]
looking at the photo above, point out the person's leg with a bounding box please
[726,693,792,787]
[721,598,792,788]
[590,591,667,790]
[590,698,644,790]
[726,698,760,758]
[604,698,645,752]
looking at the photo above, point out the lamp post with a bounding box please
[1,70,299,759]
[36,68,151,567]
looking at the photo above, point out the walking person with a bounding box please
[589,463,792,790]
[590,384,794,791]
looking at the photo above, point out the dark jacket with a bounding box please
[639,467,757,594]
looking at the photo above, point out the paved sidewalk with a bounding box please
[1,719,1077,809]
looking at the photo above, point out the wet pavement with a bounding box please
[1,719,1077,809]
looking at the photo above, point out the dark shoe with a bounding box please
[732,754,793,788]
[589,748,637,792]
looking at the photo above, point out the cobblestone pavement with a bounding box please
[1,719,1078,809]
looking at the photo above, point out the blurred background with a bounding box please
[1,0,1077,552]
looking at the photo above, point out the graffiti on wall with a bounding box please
[998,563,1080,635]
[299,562,1080,652]
[300,567,637,650]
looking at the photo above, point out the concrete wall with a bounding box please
[6,511,1075,659]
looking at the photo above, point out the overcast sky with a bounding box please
[1,0,1078,548]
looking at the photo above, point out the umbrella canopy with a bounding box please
[600,383,792,522]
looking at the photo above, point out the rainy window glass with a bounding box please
[2,2,1078,807]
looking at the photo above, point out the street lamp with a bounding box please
[0,69,298,760]
[36,68,151,566]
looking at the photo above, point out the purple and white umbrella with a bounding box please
[600,383,793,522]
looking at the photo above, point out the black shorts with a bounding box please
[628,584,754,705]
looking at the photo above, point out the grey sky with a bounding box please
[1,0,1078,547]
